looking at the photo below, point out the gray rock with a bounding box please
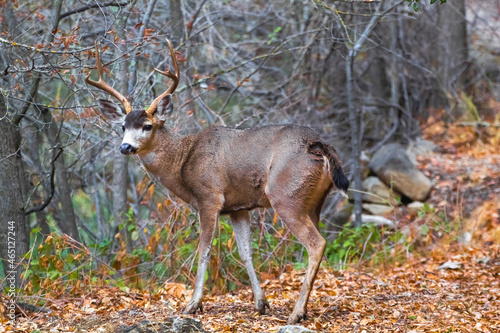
[369,144,432,201]
[407,201,425,215]
[407,138,437,165]
[362,203,394,216]
[276,325,315,333]
[331,202,354,226]
[361,176,400,206]
[350,214,396,228]
[116,317,205,333]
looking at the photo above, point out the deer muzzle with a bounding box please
[120,143,136,155]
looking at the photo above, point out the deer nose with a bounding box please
[120,143,136,155]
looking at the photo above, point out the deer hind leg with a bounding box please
[276,208,326,324]
[182,205,219,315]
[230,210,269,314]
[267,170,328,323]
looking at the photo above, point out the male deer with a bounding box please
[86,40,349,324]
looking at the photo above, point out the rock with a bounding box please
[328,202,354,241]
[276,326,315,333]
[407,201,425,215]
[332,202,354,226]
[407,138,437,165]
[362,203,394,216]
[369,144,432,201]
[350,214,396,228]
[116,317,205,333]
[171,317,204,333]
[407,202,434,217]
[361,176,400,206]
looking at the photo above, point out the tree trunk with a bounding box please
[40,108,80,241]
[111,4,133,243]
[429,0,468,107]
[169,0,186,46]
[0,95,29,288]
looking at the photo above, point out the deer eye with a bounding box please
[143,124,153,131]
[122,125,125,132]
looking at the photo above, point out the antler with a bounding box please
[147,39,180,115]
[85,41,133,114]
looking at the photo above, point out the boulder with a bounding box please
[115,317,205,333]
[361,176,400,206]
[362,203,394,216]
[369,144,432,201]
[407,138,437,165]
[277,326,315,333]
[331,202,354,226]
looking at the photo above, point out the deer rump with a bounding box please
[178,124,349,215]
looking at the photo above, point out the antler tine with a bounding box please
[85,40,133,114]
[147,39,180,114]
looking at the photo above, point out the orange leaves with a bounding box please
[422,108,500,156]
[273,212,278,225]
[236,77,249,87]
[162,282,187,300]
[466,200,500,245]
[11,257,500,332]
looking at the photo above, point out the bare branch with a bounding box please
[24,148,63,215]
[60,1,131,19]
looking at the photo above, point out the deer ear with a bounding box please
[97,99,126,122]
[152,94,173,122]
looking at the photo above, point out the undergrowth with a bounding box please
[17,188,499,304]
[20,212,416,302]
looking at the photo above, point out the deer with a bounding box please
[85,39,349,324]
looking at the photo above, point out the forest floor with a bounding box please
[2,109,500,332]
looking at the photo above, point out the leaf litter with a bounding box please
[1,115,500,332]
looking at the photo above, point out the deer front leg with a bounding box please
[230,211,269,314]
[182,207,219,314]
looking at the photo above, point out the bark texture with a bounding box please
[0,95,29,288]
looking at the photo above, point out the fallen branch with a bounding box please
[17,301,51,313]
[456,121,500,128]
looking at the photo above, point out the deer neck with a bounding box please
[138,127,192,190]
[140,127,183,171]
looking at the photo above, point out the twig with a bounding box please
[127,0,158,95]
[24,148,63,215]
[187,0,209,35]
[60,1,130,19]
[0,37,94,55]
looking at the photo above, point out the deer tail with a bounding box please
[322,144,349,194]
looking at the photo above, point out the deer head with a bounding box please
[86,39,179,156]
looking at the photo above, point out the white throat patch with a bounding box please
[122,128,151,149]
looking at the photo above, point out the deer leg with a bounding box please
[230,210,269,314]
[182,207,219,314]
[274,207,326,324]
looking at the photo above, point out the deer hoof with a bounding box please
[182,300,203,314]
[256,298,270,315]
[287,310,307,324]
